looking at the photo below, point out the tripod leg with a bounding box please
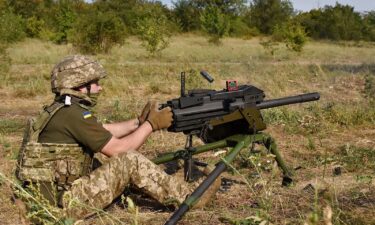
[260,133,293,186]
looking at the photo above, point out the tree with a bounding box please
[272,21,307,52]
[200,5,230,44]
[362,11,375,41]
[173,0,201,32]
[93,0,162,34]
[69,11,126,54]
[136,5,171,55]
[190,0,247,16]
[0,10,25,43]
[248,0,293,34]
[50,1,79,43]
[296,3,365,41]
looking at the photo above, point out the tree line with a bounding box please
[0,0,374,54]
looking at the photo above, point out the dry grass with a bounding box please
[0,35,374,224]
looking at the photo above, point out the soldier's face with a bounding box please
[89,80,102,94]
[79,80,102,94]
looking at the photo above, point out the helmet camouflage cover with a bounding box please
[51,55,107,93]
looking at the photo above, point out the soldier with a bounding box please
[16,55,219,220]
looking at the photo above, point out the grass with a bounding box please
[1,35,375,224]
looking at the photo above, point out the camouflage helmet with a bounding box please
[51,55,106,93]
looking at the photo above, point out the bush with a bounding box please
[273,22,308,52]
[364,74,375,103]
[26,16,45,38]
[200,5,230,44]
[229,17,257,38]
[249,0,294,35]
[296,4,365,41]
[49,2,77,44]
[0,11,25,43]
[70,11,126,54]
[136,8,171,56]
[0,44,10,81]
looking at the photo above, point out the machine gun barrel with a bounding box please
[257,92,320,110]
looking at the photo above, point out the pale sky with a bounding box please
[161,0,375,12]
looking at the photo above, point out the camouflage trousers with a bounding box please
[61,150,191,219]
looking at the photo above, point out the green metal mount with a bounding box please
[161,133,293,225]
[152,133,292,180]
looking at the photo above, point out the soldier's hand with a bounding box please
[138,101,152,125]
[146,102,173,131]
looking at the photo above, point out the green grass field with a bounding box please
[0,36,374,225]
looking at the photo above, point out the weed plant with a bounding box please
[337,144,375,172]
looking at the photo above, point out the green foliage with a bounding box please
[0,11,25,43]
[220,215,271,225]
[173,0,201,32]
[70,11,126,54]
[229,17,258,38]
[263,107,301,127]
[259,39,280,56]
[364,74,375,102]
[104,99,134,122]
[92,0,150,35]
[0,43,10,79]
[272,21,308,52]
[363,11,375,41]
[7,178,64,225]
[296,3,365,41]
[6,0,48,18]
[336,144,375,172]
[136,7,171,56]
[200,5,230,44]
[190,0,247,16]
[321,103,375,126]
[249,0,293,34]
[49,1,77,44]
[25,16,45,38]
[0,118,24,134]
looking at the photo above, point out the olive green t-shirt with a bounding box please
[38,103,112,153]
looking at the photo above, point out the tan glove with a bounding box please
[146,102,173,131]
[138,101,152,124]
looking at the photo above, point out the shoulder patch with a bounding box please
[82,111,92,119]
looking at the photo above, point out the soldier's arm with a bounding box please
[101,121,153,157]
[103,118,140,138]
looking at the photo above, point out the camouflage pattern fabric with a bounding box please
[62,150,192,219]
[51,55,106,93]
[17,142,86,183]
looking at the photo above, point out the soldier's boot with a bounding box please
[191,165,221,209]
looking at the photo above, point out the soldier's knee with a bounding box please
[117,150,144,162]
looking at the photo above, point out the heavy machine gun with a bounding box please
[153,71,320,225]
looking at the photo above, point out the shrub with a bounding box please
[26,16,45,38]
[70,11,126,54]
[0,43,10,83]
[273,22,308,52]
[0,11,25,43]
[249,0,293,35]
[259,39,280,56]
[49,2,77,44]
[229,17,256,38]
[136,9,171,56]
[200,5,230,44]
[364,74,375,103]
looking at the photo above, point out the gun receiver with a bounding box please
[163,75,320,142]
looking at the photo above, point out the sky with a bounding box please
[160,0,375,12]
